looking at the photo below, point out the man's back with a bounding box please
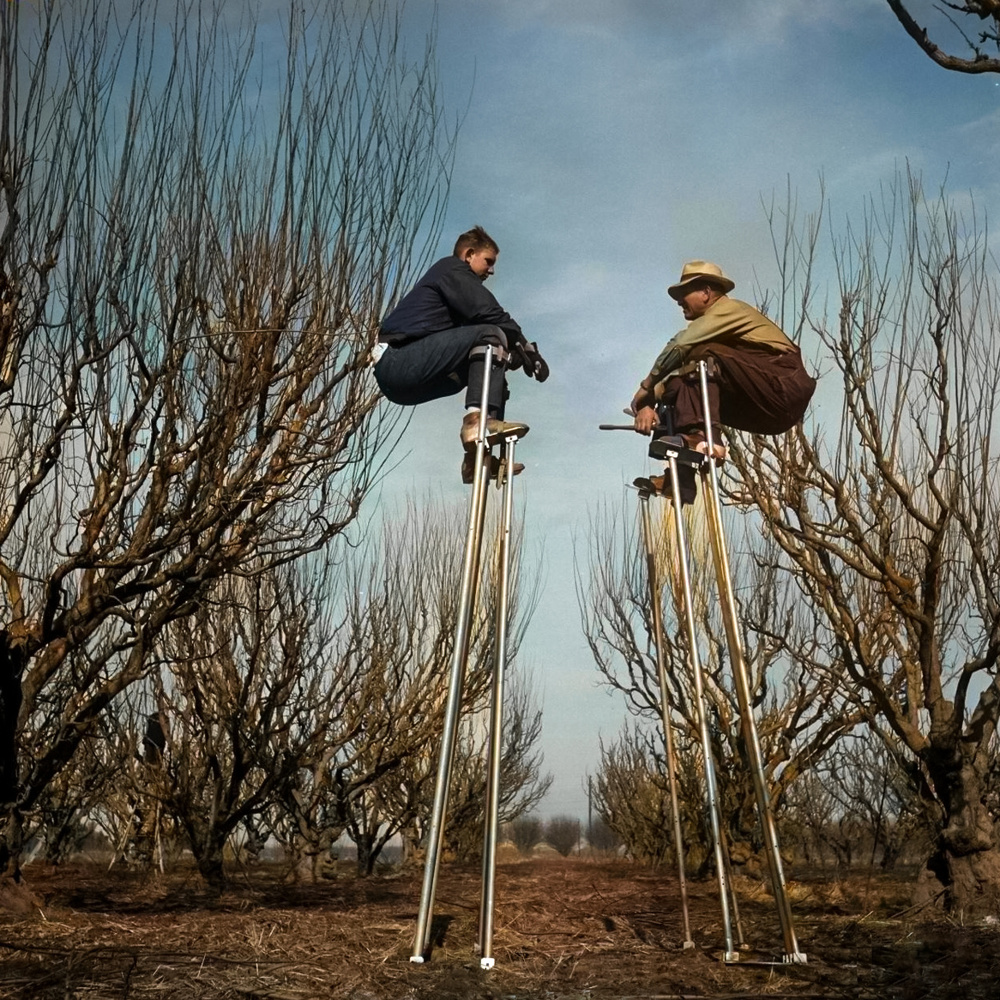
[380,256,520,343]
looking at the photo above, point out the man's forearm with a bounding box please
[646,344,684,384]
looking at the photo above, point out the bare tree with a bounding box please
[782,731,933,872]
[592,727,676,867]
[592,722,718,870]
[579,500,856,865]
[324,500,547,874]
[0,0,453,886]
[440,678,553,864]
[886,1,1000,73]
[543,815,581,857]
[146,565,346,889]
[505,814,544,855]
[23,718,113,865]
[735,169,1000,912]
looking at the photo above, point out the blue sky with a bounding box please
[370,0,1000,820]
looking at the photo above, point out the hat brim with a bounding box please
[668,274,735,300]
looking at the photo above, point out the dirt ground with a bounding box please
[1,855,999,999]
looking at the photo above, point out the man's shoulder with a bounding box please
[710,297,778,326]
[713,296,760,316]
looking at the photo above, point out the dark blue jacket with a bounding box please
[380,256,523,345]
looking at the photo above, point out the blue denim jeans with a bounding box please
[374,324,508,414]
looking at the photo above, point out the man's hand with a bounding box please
[513,340,549,382]
[634,405,657,435]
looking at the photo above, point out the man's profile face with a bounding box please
[464,247,497,280]
[677,284,712,320]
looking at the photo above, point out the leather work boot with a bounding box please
[632,467,697,506]
[460,411,530,451]
[462,452,525,485]
[681,432,727,463]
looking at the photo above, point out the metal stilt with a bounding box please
[599,421,737,956]
[695,361,806,964]
[717,819,748,949]
[410,349,496,964]
[478,433,518,970]
[659,449,738,961]
[636,488,695,950]
[604,382,805,962]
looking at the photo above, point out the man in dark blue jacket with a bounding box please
[374,226,547,483]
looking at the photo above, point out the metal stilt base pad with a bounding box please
[409,955,425,964]
[726,953,809,967]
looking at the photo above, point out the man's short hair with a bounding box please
[454,226,499,257]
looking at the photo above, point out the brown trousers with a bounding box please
[659,342,816,437]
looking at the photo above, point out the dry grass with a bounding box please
[1,857,998,998]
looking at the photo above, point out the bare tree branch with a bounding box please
[885,0,1000,73]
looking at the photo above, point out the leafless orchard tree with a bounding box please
[591,725,679,868]
[22,714,116,865]
[886,1,1000,73]
[504,814,543,856]
[17,688,179,870]
[0,0,454,888]
[438,678,552,864]
[782,729,933,871]
[322,500,547,874]
[144,565,348,889]
[732,170,1000,912]
[317,500,489,875]
[543,815,581,857]
[579,501,857,866]
[236,500,548,878]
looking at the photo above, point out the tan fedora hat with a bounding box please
[667,260,735,300]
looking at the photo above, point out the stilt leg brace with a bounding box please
[469,343,510,367]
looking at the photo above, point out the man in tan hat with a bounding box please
[630,260,815,502]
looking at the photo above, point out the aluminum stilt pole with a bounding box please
[661,452,738,962]
[477,433,518,970]
[696,361,806,964]
[411,349,496,963]
[717,818,748,949]
[636,488,695,950]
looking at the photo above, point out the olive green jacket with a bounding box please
[645,296,795,385]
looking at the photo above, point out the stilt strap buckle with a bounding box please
[675,357,719,380]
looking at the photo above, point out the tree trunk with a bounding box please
[191,835,227,891]
[356,833,379,877]
[0,639,26,883]
[916,752,1000,915]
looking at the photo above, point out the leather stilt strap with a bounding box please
[469,344,509,366]
[675,357,719,380]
